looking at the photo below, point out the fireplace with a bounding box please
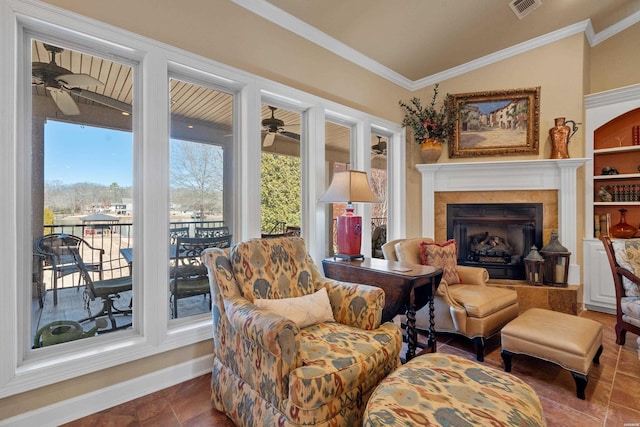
[417,159,588,285]
[447,203,543,280]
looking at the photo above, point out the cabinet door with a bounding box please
[583,239,616,313]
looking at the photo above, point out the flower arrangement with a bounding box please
[399,84,458,145]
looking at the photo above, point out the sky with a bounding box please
[468,100,511,115]
[44,120,133,187]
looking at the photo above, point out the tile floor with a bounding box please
[63,310,640,426]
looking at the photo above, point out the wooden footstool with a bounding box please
[363,353,546,426]
[501,308,603,400]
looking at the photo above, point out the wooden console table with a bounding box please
[322,257,442,361]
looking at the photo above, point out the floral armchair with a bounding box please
[202,237,402,427]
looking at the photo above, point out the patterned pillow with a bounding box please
[612,238,640,297]
[419,240,461,285]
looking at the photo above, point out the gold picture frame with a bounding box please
[449,87,540,158]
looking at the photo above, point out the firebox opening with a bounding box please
[447,203,543,280]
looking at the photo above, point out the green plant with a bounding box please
[399,83,458,144]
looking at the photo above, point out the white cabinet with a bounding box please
[582,238,615,314]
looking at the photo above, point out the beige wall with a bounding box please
[404,34,589,238]
[6,0,640,419]
[590,23,640,93]
[0,342,213,419]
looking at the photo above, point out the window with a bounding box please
[370,133,388,258]
[260,104,302,237]
[31,39,135,348]
[3,3,402,399]
[169,77,233,320]
[324,120,352,254]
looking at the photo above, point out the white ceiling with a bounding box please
[235,0,640,89]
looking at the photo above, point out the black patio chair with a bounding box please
[72,246,133,332]
[169,235,232,318]
[194,226,229,238]
[34,233,104,306]
[169,226,190,245]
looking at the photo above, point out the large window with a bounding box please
[3,4,402,401]
[260,104,302,237]
[324,121,352,254]
[31,39,135,348]
[169,77,233,320]
[370,133,388,258]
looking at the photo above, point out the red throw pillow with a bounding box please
[419,240,461,285]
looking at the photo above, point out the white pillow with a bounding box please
[253,288,335,328]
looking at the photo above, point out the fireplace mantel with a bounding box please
[417,159,588,284]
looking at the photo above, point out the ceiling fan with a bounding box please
[32,43,132,115]
[261,106,300,147]
[371,136,387,156]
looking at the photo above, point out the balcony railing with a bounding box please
[39,220,225,287]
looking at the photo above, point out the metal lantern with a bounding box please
[524,245,545,286]
[539,230,571,287]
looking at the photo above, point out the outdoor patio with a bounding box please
[31,283,212,346]
[30,220,226,347]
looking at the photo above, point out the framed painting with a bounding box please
[449,87,540,158]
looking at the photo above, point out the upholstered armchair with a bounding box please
[382,237,519,361]
[601,236,640,345]
[202,237,402,427]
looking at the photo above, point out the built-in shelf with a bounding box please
[594,145,640,154]
[594,173,640,180]
[584,84,640,313]
[594,202,640,206]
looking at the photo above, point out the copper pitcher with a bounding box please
[549,117,578,159]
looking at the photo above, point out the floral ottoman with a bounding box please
[363,353,545,426]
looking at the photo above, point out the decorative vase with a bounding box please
[549,117,578,159]
[419,139,443,163]
[610,209,638,238]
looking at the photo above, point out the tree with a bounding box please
[370,168,387,221]
[170,140,224,216]
[261,153,301,233]
[45,180,132,215]
[109,182,125,205]
[43,208,55,234]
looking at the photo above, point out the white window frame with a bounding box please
[0,0,403,399]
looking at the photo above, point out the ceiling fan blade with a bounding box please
[70,88,132,114]
[47,88,80,115]
[263,132,276,147]
[56,73,103,88]
[281,131,300,140]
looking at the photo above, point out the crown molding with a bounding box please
[230,0,414,90]
[233,1,640,92]
[591,9,640,45]
[585,82,640,109]
[410,20,590,90]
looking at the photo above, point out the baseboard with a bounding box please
[1,354,214,427]
[584,304,616,315]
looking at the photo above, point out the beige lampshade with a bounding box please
[319,170,380,203]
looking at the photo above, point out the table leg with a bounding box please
[405,302,417,362]
[428,294,436,353]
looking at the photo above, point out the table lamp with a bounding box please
[319,170,380,260]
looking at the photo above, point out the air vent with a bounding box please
[509,0,542,20]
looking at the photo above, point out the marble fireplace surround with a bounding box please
[417,159,587,285]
